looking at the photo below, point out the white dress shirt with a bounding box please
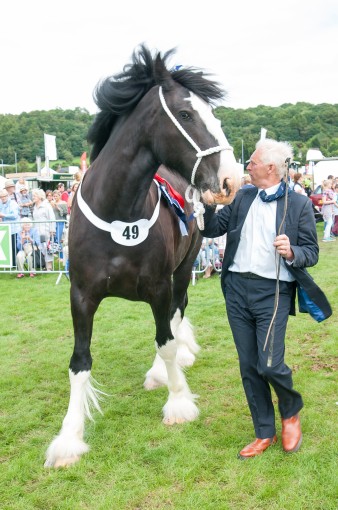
[229,183,294,282]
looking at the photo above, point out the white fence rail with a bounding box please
[0,219,223,286]
[0,219,68,284]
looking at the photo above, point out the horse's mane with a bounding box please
[88,45,226,161]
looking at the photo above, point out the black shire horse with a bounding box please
[45,46,240,467]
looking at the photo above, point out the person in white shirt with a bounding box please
[200,139,331,460]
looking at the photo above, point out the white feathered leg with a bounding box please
[44,370,104,468]
[171,310,200,367]
[144,310,200,389]
[143,352,168,390]
[159,340,199,425]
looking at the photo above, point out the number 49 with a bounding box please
[122,225,139,240]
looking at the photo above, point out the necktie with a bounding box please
[259,180,290,203]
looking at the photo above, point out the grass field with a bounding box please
[0,229,337,510]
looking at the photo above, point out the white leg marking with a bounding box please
[44,370,105,468]
[171,310,200,367]
[158,340,199,425]
[144,352,168,390]
[144,311,200,389]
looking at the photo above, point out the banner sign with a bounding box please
[260,127,267,140]
[44,134,57,161]
[0,224,12,267]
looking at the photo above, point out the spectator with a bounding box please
[0,188,20,263]
[321,179,336,242]
[73,170,83,184]
[241,174,254,189]
[293,173,307,196]
[15,176,30,199]
[16,219,41,278]
[32,189,56,271]
[67,182,79,214]
[45,190,54,204]
[51,189,68,254]
[57,182,70,203]
[287,168,296,190]
[17,185,33,218]
[200,238,220,278]
[332,183,338,237]
[61,222,69,275]
[302,176,313,197]
[4,179,18,203]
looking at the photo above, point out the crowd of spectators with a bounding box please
[0,171,83,278]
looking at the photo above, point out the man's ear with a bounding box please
[267,163,275,175]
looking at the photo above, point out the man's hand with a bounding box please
[273,234,294,261]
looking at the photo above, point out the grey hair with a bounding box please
[32,188,46,200]
[256,139,294,179]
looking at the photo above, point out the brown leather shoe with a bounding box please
[238,435,277,459]
[281,414,302,453]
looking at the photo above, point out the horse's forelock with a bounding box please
[171,68,225,106]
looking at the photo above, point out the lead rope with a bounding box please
[158,86,232,230]
[263,158,291,367]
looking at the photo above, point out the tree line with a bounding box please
[0,102,337,171]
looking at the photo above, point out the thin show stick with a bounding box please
[263,158,291,367]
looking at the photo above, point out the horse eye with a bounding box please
[179,111,191,121]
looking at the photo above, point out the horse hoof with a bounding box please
[143,376,166,390]
[45,455,80,468]
[162,395,199,425]
[162,416,186,425]
[176,347,195,367]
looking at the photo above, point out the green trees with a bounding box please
[0,107,92,169]
[215,102,338,164]
[0,103,337,170]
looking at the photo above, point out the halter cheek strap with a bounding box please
[159,86,233,229]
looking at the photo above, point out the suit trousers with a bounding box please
[225,271,303,439]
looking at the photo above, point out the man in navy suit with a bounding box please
[200,139,331,459]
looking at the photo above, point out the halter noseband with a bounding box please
[159,86,233,228]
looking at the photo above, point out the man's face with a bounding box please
[0,192,9,202]
[246,149,270,187]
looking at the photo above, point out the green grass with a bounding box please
[0,228,337,510]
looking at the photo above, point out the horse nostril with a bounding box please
[223,178,228,190]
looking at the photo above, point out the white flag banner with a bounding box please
[260,128,267,140]
[44,134,57,160]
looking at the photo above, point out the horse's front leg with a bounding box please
[149,283,199,425]
[45,287,102,468]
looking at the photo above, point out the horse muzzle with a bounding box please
[201,177,239,205]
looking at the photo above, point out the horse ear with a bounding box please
[154,53,174,91]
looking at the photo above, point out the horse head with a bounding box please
[152,49,242,206]
[87,45,241,207]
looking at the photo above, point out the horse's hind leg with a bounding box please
[171,266,200,367]
[45,287,102,468]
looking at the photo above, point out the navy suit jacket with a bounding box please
[201,186,332,319]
